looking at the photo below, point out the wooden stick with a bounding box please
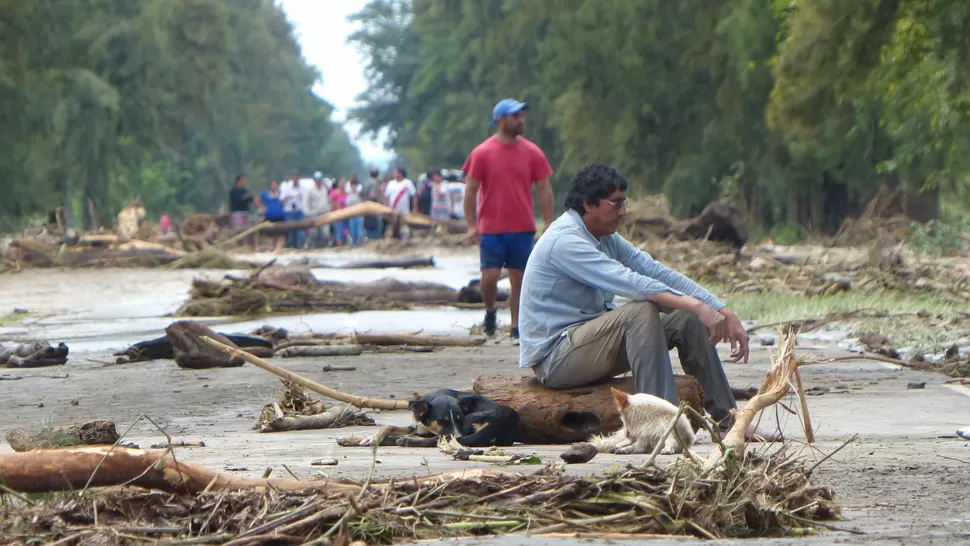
[202,336,408,410]
[792,366,815,444]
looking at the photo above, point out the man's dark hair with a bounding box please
[235,174,245,184]
[395,167,407,178]
[370,168,379,177]
[564,163,629,215]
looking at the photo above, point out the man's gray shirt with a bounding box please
[518,210,725,368]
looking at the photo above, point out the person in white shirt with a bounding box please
[383,167,417,239]
[303,171,332,248]
[447,176,466,220]
[281,171,306,248]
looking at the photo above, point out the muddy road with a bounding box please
[1,248,968,544]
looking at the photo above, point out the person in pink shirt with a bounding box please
[463,98,555,338]
[329,180,348,246]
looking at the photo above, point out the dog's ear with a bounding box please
[410,400,430,420]
[458,396,476,414]
[610,388,630,410]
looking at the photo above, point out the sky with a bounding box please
[277,0,392,167]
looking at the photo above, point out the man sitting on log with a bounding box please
[519,163,781,441]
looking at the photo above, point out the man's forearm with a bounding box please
[537,180,554,228]
[463,177,480,228]
[647,291,703,315]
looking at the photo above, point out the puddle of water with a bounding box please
[0,248,511,353]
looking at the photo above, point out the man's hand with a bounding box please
[466,226,480,245]
[694,303,727,345]
[719,308,749,363]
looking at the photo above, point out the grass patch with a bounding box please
[705,284,962,325]
[706,284,968,353]
[0,310,27,327]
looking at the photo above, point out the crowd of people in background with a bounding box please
[228,167,466,253]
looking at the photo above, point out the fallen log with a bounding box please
[5,420,120,452]
[259,202,391,236]
[353,333,486,347]
[166,321,245,369]
[634,201,747,249]
[0,446,510,495]
[0,446,359,494]
[317,255,436,270]
[472,375,705,444]
[276,345,363,358]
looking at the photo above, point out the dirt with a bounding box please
[0,248,968,544]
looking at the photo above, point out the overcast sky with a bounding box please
[277,0,392,166]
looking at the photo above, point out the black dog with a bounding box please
[351,389,520,448]
[407,389,520,447]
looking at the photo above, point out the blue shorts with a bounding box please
[480,232,535,270]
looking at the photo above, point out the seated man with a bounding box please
[518,163,781,441]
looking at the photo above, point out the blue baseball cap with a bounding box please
[490,98,529,126]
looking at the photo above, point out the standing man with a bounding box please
[281,171,306,248]
[463,98,555,338]
[303,171,331,248]
[362,167,384,240]
[384,167,417,239]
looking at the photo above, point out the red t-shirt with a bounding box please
[462,135,553,234]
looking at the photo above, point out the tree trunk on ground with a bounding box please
[472,375,706,444]
[166,321,245,369]
[901,184,939,222]
[0,446,359,494]
[670,201,748,249]
[0,446,510,495]
[354,334,486,347]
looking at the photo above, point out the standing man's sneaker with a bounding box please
[510,327,520,339]
[483,310,497,336]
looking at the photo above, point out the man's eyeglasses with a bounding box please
[603,198,627,210]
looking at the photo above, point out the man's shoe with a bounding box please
[483,310,497,336]
[510,327,519,339]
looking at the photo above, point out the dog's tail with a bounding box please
[587,430,626,453]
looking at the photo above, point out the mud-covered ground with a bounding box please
[1,249,969,545]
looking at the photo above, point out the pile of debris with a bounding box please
[0,453,840,543]
[643,238,970,304]
[257,380,375,433]
[175,263,506,317]
[2,231,248,269]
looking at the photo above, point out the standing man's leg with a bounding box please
[505,231,535,338]
[478,233,505,336]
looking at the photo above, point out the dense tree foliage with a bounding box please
[350,0,970,234]
[0,0,362,230]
